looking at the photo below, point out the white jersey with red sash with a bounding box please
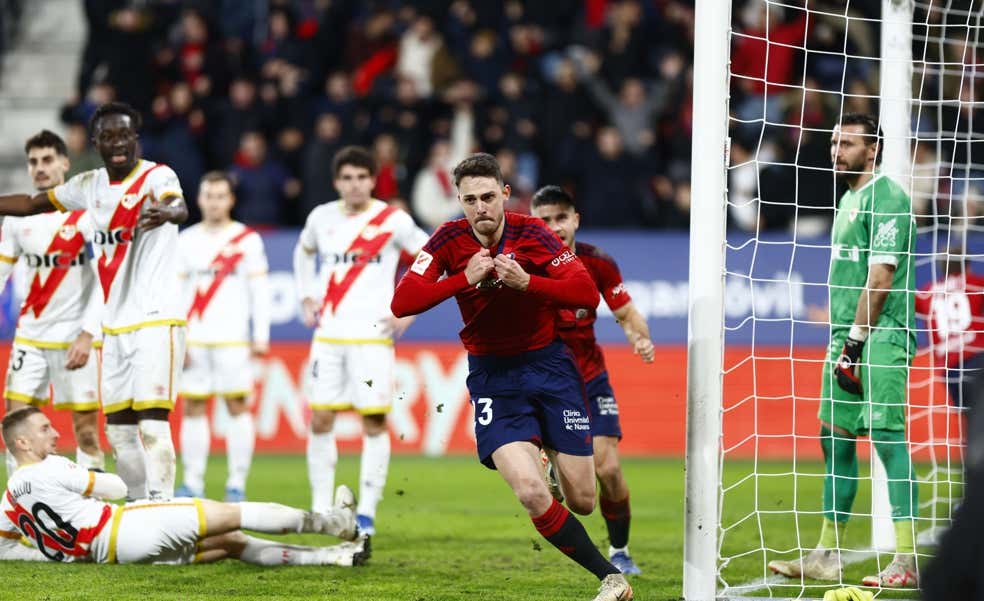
[178,221,270,345]
[297,200,429,341]
[0,211,101,346]
[1,455,114,562]
[47,160,186,334]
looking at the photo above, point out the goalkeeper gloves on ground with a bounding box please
[834,336,865,395]
[822,586,874,601]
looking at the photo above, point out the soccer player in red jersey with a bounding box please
[532,186,653,575]
[392,154,633,601]
[915,251,984,408]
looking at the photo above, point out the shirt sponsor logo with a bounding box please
[551,250,576,267]
[325,251,382,266]
[23,252,86,269]
[833,244,861,262]
[410,250,433,275]
[873,219,899,249]
[611,283,626,297]
[93,229,133,245]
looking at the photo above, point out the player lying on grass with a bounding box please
[0,407,367,566]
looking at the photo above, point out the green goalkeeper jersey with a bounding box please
[828,174,916,352]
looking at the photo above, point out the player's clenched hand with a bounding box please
[493,254,530,291]
[834,335,865,394]
[65,331,94,370]
[251,341,269,358]
[137,203,178,230]
[301,298,320,328]
[634,337,655,363]
[464,248,495,285]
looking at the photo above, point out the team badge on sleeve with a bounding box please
[410,250,433,275]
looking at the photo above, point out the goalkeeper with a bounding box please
[768,113,919,588]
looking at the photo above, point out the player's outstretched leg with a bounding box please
[493,442,631,599]
[105,411,149,500]
[139,409,177,499]
[593,436,640,575]
[200,486,358,541]
[223,396,255,502]
[177,398,210,498]
[356,414,390,536]
[71,409,105,470]
[307,409,338,515]
[195,531,369,566]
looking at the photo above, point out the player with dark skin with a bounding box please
[0,112,188,433]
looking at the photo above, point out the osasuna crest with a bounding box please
[120,193,142,210]
[58,224,78,240]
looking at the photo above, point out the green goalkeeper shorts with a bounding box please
[818,329,910,436]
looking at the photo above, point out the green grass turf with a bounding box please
[0,455,948,600]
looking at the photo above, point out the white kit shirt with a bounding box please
[0,211,102,346]
[178,221,270,345]
[297,200,429,341]
[47,160,186,333]
[1,455,113,562]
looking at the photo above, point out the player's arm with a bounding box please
[0,192,54,216]
[0,218,22,286]
[138,167,188,229]
[391,243,483,317]
[613,302,655,363]
[292,234,320,328]
[66,269,102,370]
[248,237,271,356]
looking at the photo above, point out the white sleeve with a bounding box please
[293,214,320,303]
[48,171,91,212]
[0,218,21,287]
[246,234,271,345]
[87,472,127,500]
[395,210,430,254]
[148,165,184,204]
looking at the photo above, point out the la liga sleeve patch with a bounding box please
[411,249,434,275]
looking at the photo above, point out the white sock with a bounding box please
[179,415,209,494]
[5,450,17,477]
[139,419,176,499]
[105,424,148,500]
[238,535,353,566]
[609,545,630,557]
[357,431,390,518]
[239,502,354,538]
[307,431,337,515]
[225,412,254,491]
[75,447,105,471]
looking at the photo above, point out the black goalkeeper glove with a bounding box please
[834,335,865,395]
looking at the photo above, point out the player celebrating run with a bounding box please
[0,102,188,501]
[176,171,270,502]
[293,146,428,535]
[0,406,366,566]
[0,130,104,477]
[531,186,654,575]
[768,113,919,587]
[392,154,633,601]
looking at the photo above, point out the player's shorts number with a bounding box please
[10,349,26,371]
[17,501,79,561]
[476,397,493,426]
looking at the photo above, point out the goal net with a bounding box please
[687,1,981,599]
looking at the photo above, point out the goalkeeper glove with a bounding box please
[834,335,865,395]
[822,586,874,601]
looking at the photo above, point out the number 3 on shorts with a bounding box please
[475,397,493,426]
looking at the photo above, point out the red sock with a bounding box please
[532,499,618,579]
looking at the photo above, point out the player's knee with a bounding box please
[514,478,553,515]
[594,455,623,492]
[74,425,101,452]
[310,410,336,433]
[362,413,386,435]
[566,488,597,516]
[105,408,139,426]
[184,399,208,417]
[224,396,248,416]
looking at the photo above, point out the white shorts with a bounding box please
[102,324,186,414]
[105,498,205,564]
[4,342,101,411]
[181,344,253,399]
[309,339,394,414]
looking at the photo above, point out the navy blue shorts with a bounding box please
[466,340,594,469]
[585,371,622,439]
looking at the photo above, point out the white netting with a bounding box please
[716,1,980,598]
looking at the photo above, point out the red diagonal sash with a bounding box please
[187,227,256,320]
[322,205,398,314]
[20,211,88,318]
[96,164,164,301]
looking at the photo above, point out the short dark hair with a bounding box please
[452,153,503,187]
[531,185,576,211]
[1,406,42,451]
[89,101,143,135]
[840,112,883,165]
[199,170,234,190]
[24,130,68,157]
[332,145,376,178]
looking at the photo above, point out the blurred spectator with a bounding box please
[142,83,206,210]
[412,106,474,229]
[372,133,405,201]
[229,131,295,227]
[62,122,101,178]
[396,14,459,99]
[301,113,345,217]
[575,127,648,227]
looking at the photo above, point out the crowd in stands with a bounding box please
[62,0,696,228]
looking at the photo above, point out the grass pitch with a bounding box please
[0,455,941,600]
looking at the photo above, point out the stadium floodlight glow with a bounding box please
[686,1,970,598]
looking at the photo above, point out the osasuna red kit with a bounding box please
[557,242,633,438]
[392,212,599,467]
